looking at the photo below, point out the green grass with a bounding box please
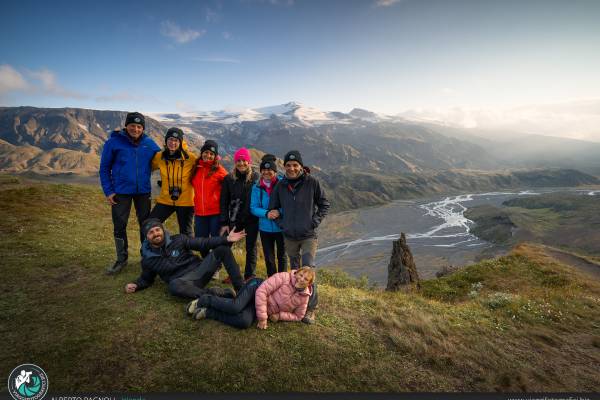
[1,182,600,392]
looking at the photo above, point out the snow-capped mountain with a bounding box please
[149,101,398,128]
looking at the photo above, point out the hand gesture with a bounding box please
[107,193,117,206]
[125,283,137,293]
[227,228,247,243]
[267,210,280,220]
[257,320,268,330]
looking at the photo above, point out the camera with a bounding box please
[169,186,181,201]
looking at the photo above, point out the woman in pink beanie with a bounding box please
[220,147,260,283]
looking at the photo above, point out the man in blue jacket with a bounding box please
[99,112,160,275]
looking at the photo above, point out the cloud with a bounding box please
[206,7,219,22]
[95,91,143,103]
[241,0,294,6]
[0,64,30,94]
[160,20,205,44]
[26,68,86,99]
[193,56,241,64]
[0,64,85,99]
[441,88,457,95]
[375,0,402,6]
[222,31,232,40]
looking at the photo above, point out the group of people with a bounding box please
[99,112,330,328]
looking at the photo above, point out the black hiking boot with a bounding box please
[106,259,128,275]
[106,237,128,275]
[302,309,316,325]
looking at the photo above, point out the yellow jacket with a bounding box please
[151,143,197,207]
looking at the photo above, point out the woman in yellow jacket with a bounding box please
[148,127,197,236]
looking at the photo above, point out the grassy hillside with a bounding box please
[1,179,600,392]
[465,192,600,256]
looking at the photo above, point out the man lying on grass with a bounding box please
[125,218,246,298]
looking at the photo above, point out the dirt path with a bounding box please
[544,247,600,279]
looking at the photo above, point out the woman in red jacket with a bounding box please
[191,140,228,254]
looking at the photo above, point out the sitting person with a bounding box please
[124,218,246,298]
[186,266,315,329]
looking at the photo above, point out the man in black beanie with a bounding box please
[99,112,160,275]
[125,218,247,297]
[268,149,329,323]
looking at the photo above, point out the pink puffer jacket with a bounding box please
[255,271,312,322]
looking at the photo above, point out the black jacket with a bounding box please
[135,232,228,290]
[220,170,259,230]
[268,172,330,240]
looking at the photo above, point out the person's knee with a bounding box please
[213,245,230,259]
[168,279,184,295]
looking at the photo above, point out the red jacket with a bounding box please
[191,160,228,216]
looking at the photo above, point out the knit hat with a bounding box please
[200,140,219,156]
[125,112,145,130]
[234,147,252,163]
[142,218,164,239]
[165,127,184,144]
[260,153,277,172]
[284,150,303,166]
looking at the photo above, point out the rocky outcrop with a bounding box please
[386,233,420,291]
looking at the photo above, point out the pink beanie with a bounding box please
[234,147,252,162]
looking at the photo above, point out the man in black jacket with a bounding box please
[267,150,329,324]
[124,219,246,298]
[268,150,330,268]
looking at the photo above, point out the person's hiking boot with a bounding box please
[106,237,128,275]
[185,299,200,316]
[193,307,207,320]
[106,259,128,275]
[302,309,316,325]
[207,287,236,298]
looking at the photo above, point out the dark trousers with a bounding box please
[167,245,244,298]
[194,215,222,257]
[243,223,259,279]
[260,231,287,277]
[308,281,319,311]
[112,193,151,254]
[194,214,221,238]
[149,203,194,236]
[205,278,264,329]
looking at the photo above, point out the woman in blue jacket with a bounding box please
[250,154,287,277]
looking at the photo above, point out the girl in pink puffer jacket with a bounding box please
[188,267,314,330]
[255,267,314,329]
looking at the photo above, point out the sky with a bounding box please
[2,0,600,139]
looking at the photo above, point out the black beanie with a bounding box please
[142,218,164,239]
[284,150,303,166]
[165,127,184,144]
[125,112,145,130]
[260,154,277,172]
[201,140,219,156]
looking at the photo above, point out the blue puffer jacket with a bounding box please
[250,178,282,233]
[99,130,160,196]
